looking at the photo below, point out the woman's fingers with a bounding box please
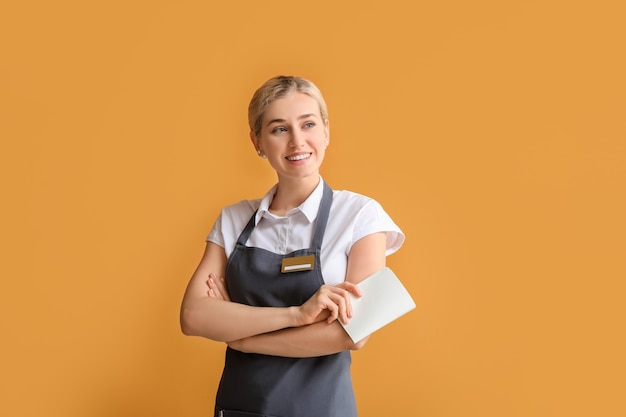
[206,274,222,300]
[207,273,231,301]
[335,281,362,298]
[336,289,354,324]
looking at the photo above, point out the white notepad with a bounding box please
[340,267,416,343]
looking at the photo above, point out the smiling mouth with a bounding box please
[285,153,312,161]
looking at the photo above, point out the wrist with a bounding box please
[289,306,304,327]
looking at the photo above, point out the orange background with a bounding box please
[1,1,625,416]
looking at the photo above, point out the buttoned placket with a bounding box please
[276,216,289,253]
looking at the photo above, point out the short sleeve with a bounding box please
[351,200,405,256]
[206,211,225,248]
[204,199,259,258]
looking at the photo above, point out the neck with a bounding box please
[269,175,321,216]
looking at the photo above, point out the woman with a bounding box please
[180,75,404,417]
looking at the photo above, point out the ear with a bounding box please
[250,130,260,152]
[324,119,330,146]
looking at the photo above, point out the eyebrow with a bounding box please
[266,113,318,126]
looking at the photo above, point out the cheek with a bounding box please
[316,146,327,160]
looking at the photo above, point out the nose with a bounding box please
[289,130,305,148]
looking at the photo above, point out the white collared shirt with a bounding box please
[207,178,405,285]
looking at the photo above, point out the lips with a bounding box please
[285,153,312,161]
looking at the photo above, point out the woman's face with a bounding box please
[252,92,329,183]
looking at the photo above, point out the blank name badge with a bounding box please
[281,255,315,273]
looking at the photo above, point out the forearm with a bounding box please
[231,320,367,358]
[180,297,299,342]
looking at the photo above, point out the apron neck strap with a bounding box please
[310,181,333,250]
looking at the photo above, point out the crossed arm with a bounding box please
[180,232,387,357]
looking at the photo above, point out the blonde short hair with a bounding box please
[248,75,328,137]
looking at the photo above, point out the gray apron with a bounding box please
[214,182,357,417]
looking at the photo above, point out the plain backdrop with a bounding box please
[1,1,624,416]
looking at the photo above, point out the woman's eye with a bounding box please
[303,122,315,129]
[272,126,287,133]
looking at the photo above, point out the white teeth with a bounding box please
[286,153,311,161]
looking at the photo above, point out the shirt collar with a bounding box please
[255,176,325,225]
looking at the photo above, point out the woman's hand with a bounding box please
[206,273,231,302]
[296,282,362,326]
